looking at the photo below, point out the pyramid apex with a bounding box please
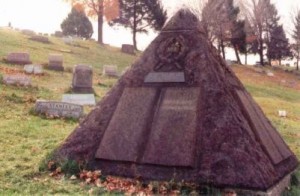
[162,9,203,32]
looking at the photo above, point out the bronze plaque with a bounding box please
[236,90,292,164]
[95,87,158,162]
[142,87,200,167]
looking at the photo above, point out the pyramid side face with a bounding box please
[57,9,298,191]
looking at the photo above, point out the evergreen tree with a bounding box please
[267,25,291,65]
[110,0,167,50]
[292,11,300,70]
[61,8,94,39]
[231,20,246,64]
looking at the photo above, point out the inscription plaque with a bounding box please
[142,87,200,167]
[35,100,83,119]
[96,87,157,162]
[3,75,31,86]
[144,72,185,83]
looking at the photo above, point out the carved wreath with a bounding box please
[154,35,188,71]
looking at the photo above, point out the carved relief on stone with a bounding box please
[154,35,188,72]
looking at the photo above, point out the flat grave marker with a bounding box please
[24,64,44,75]
[35,100,83,119]
[3,74,31,86]
[62,94,96,106]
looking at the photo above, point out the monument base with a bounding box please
[72,87,94,94]
[47,64,64,71]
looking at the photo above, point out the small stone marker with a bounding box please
[29,35,49,43]
[266,71,274,77]
[3,75,31,86]
[54,31,63,37]
[144,72,185,83]
[35,100,83,119]
[72,65,93,93]
[121,44,135,55]
[62,94,96,106]
[24,64,43,75]
[21,29,35,36]
[48,54,64,71]
[63,36,74,45]
[278,110,287,117]
[103,65,119,77]
[6,52,32,65]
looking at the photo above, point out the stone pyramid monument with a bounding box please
[56,9,298,193]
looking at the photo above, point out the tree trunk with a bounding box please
[220,39,226,60]
[245,48,248,65]
[132,0,138,50]
[297,49,299,71]
[233,44,242,64]
[279,59,281,66]
[258,25,264,66]
[97,1,104,45]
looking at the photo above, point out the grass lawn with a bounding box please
[0,28,300,195]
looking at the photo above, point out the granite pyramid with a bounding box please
[56,9,298,192]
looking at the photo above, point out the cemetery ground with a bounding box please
[0,28,300,195]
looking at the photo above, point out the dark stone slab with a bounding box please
[29,35,50,43]
[121,44,135,55]
[62,94,96,106]
[236,90,292,164]
[144,72,185,83]
[3,75,31,86]
[95,87,158,162]
[142,87,200,167]
[35,100,83,119]
[6,52,32,65]
[72,65,93,93]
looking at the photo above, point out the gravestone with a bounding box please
[72,65,93,93]
[24,64,43,75]
[63,37,74,45]
[62,94,96,106]
[54,31,63,37]
[3,75,31,86]
[35,100,83,119]
[48,54,64,71]
[29,35,50,43]
[121,44,135,55]
[21,29,35,36]
[6,52,32,65]
[103,65,118,77]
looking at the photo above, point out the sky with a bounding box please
[0,0,300,63]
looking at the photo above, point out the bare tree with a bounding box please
[237,0,280,66]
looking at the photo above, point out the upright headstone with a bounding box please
[72,65,93,93]
[48,54,64,71]
[103,65,118,77]
[3,75,31,86]
[35,100,83,119]
[62,94,96,106]
[29,35,50,43]
[63,37,74,45]
[54,31,63,37]
[121,44,135,55]
[6,52,31,65]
